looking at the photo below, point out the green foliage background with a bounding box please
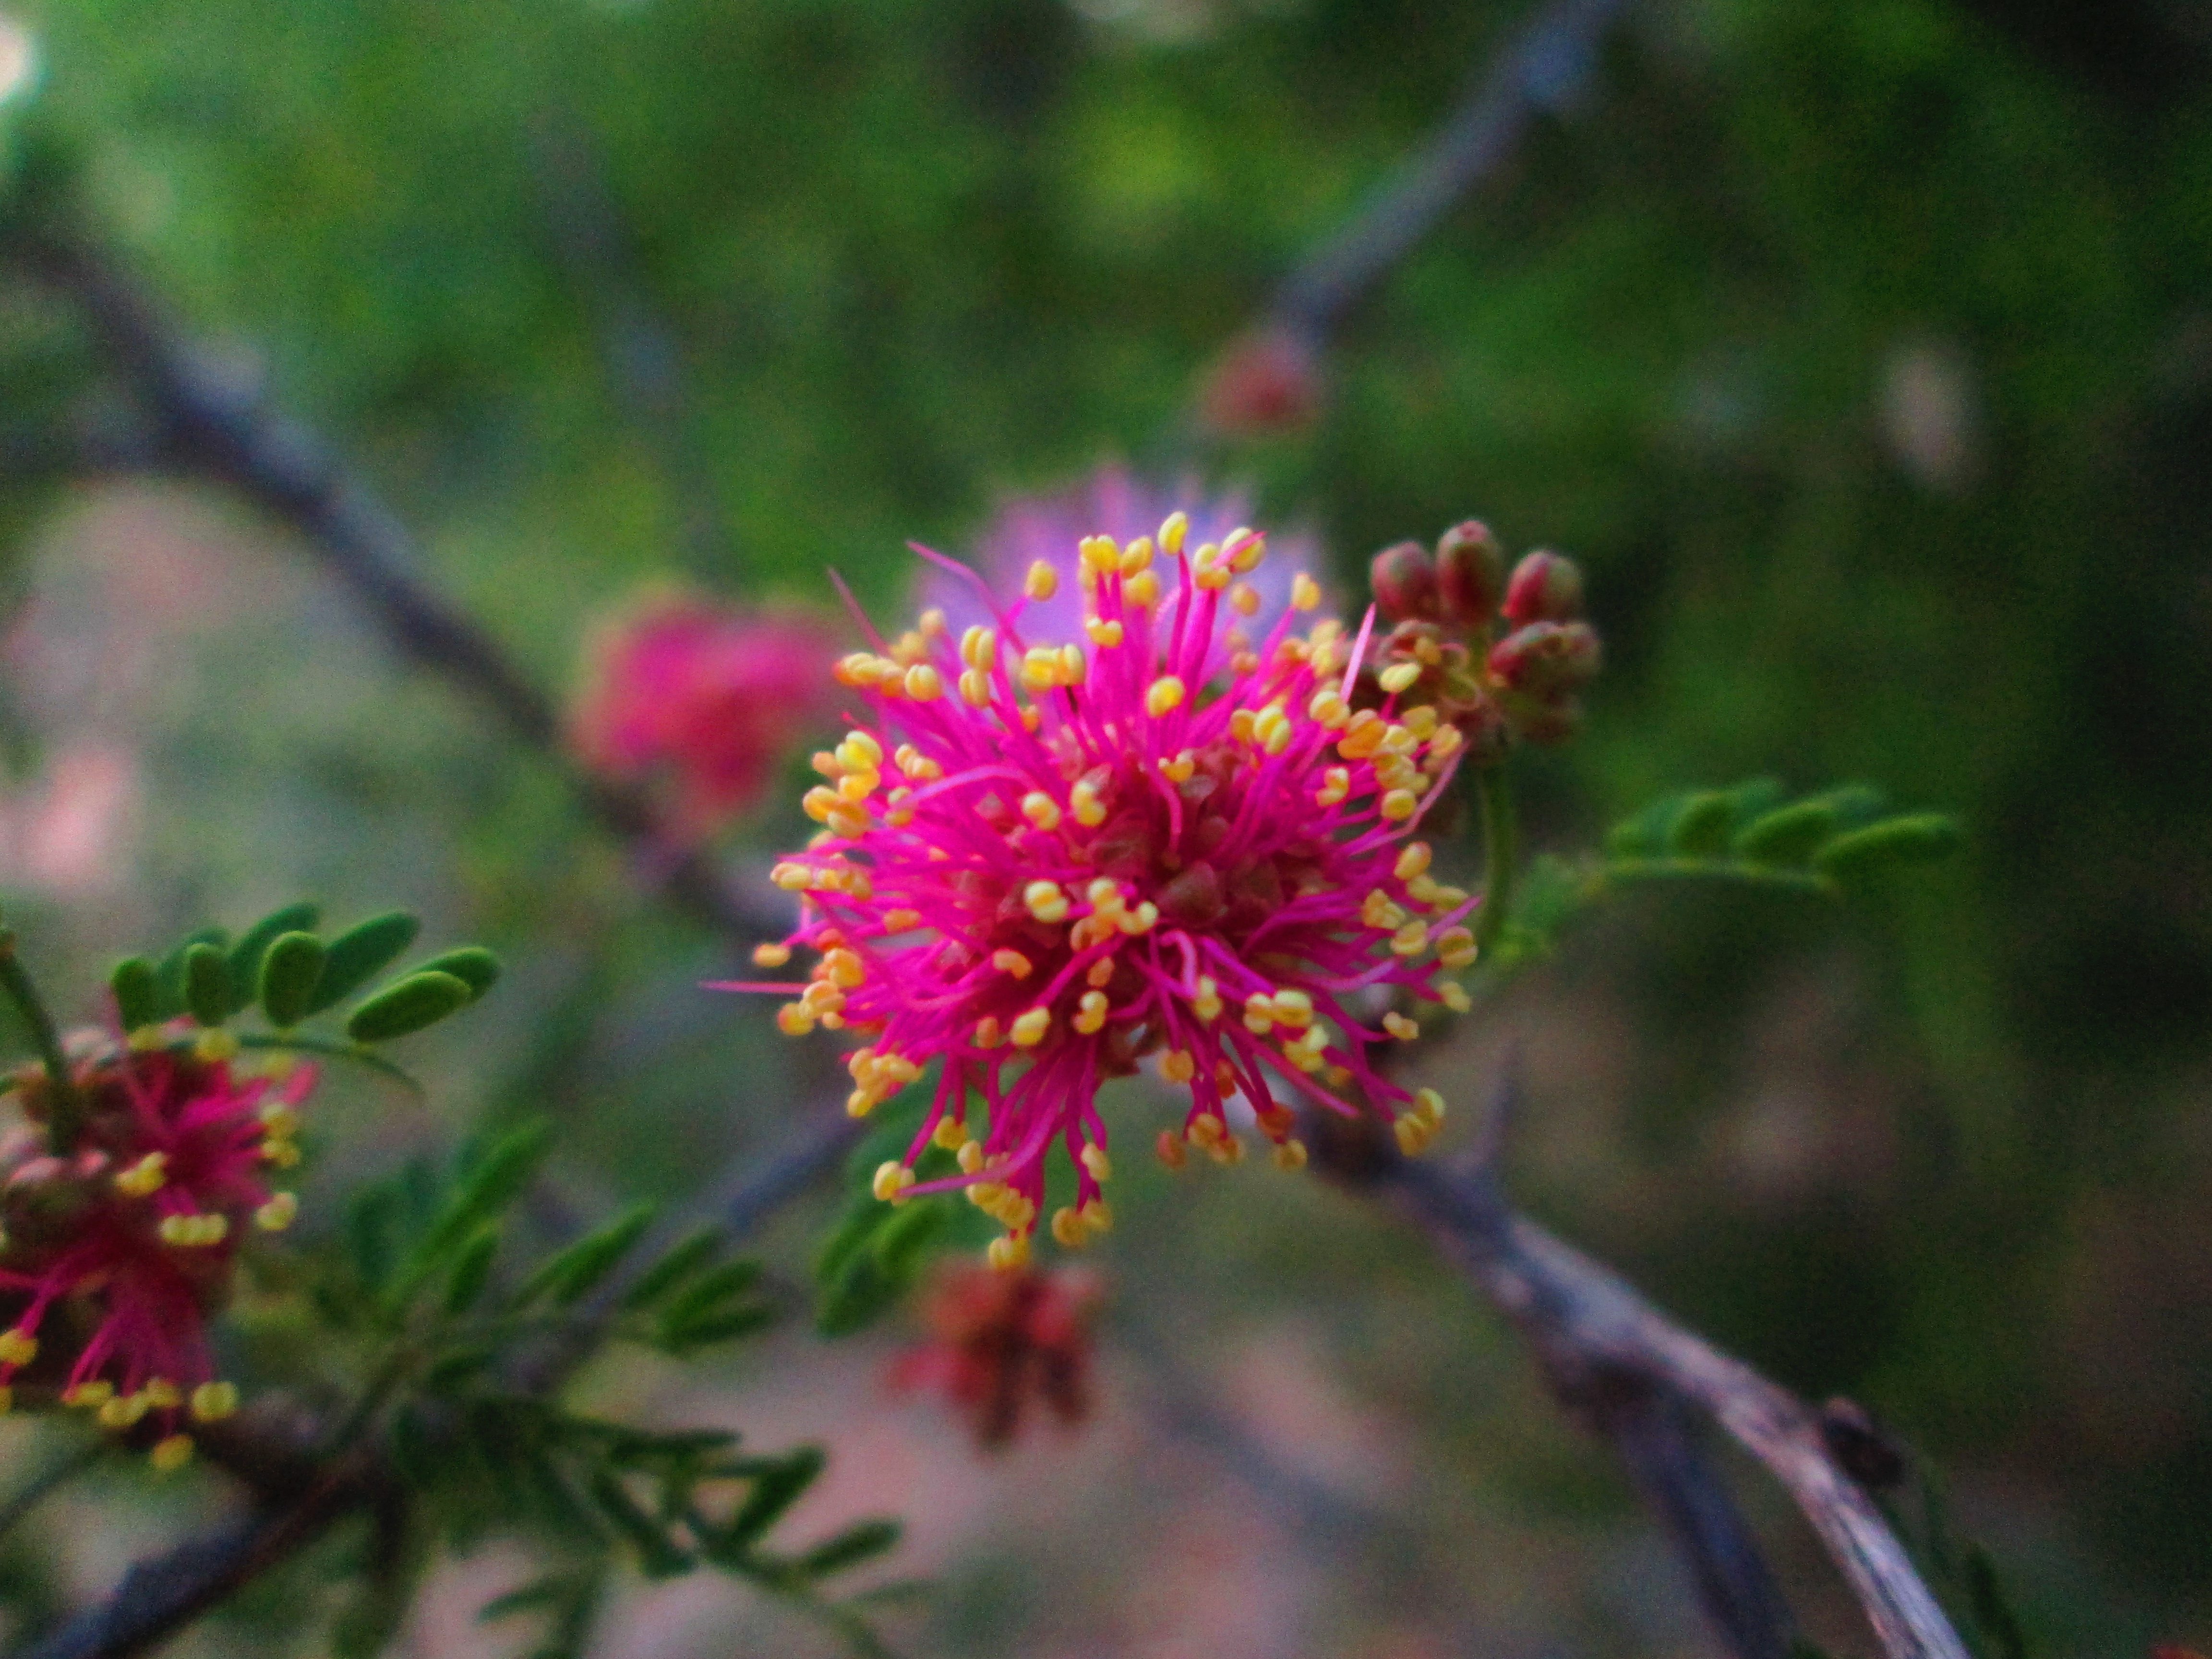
[0,0,2206,1653]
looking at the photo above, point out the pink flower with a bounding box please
[725,514,1470,1267]
[571,590,842,841]
[890,1261,1102,1449]
[0,1045,314,1468]
[925,466,1324,650]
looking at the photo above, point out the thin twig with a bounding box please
[1326,1095,1970,1659]
[0,223,788,947]
[0,926,84,1149]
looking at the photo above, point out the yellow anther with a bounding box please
[824,948,867,987]
[882,910,923,934]
[1363,889,1408,930]
[1161,1050,1197,1085]
[1021,792,1064,832]
[958,668,992,706]
[99,1391,150,1430]
[992,949,1034,979]
[1019,646,1059,691]
[1436,927,1478,969]
[1378,661,1422,696]
[838,731,884,770]
[1308,688,1350,729]
[894,745,938,780]
[1010,1008,1052,1047]
[1058,643,1086,684]
[1208,1130,1247,1166]
[812,750,844,779]
[771,863,812,891]
[1229,708,1257,745]
[116,1152,168,1198]
[1125,570,1161,609]
[872,1162,916,1203]
[1025,559,1059,601]
[0,1385,14,1414]
[1243,992,1276,1034]
[1426,724,1464,762]
[158,1213,227,1247]
[1074,990,1110,1035]
[974,1015,1004,1048]
[1020,706,1042,733]
[256,1193,298,1231]
[1118,901,1160,935]
[1119,538,1154,574]
[845,1089,879,1118]
[64,1381,114,1408]
[1372,754,1419,793]
[1082,961,1113,991]
[1380,789,1420,822]
[1395,842,1433,881]
[260,1102,302,1140]
[262,1138,301,1169]
[193,1029,239,1063]
[1079,1144,1112,1184]
[0,1329,36,1368]
[182,1380,238,1422]
[753,941,793,968]
[1291,572,1321,611]
[777,1004,817,1037]
[1023,880,1071,924]
[1271,989,1315,1028]
[1071,781,1107,827]
[1402,706,1440,740]
[932,1117,968,1152]
[139,1378,180,1409]
[1160,750,1197,783]
[1391,919,1429,956]
[1085,617,1124,648]
[1087,876,1125,908]
[1316,767,1350,807]
[1273,1140,1309,1171]
[904,663,945,701]
[151,1434,194,1473]
[1192,977,1223,1022]
[1227,529,1266,572]
[1394,1115,1433,1156]
[1079,1198,1114,1234]
[1383,1011,1420,1042]
[1440,981,1471,1013]
[800,980,846,1015]
[833,651,878,687]
[1079,535,1118,575]
[959,625,998,672]
[1145,676,1187,717]
[987,1232,1032,1272]
[1378,725,1420,759]
[1050,1206,1088,1249]
[1156,1128,1189,1169]
[1229,582,1261,617]
[1415,1088,1447,1126]
[919,607,949,637]
[957,1139,986,1173]
[1159,511,1189,556]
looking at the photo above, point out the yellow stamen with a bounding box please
[1383,1011,1420,1041]
[959,625,997,672]
[904,663,944,701]
[1229,582,1261,617]
[986,1232,1032,1272]
[1145,676,1187,717]
[1362,890,1407,930]
[1161,1049,1196,1083]
[256,1193,298,1231]
[753,942,792,968]
[1073,989,1109,1035]
[64,1381,114,1408]
[1085,617,1124,648]
[1156,1128,1189,1169]
[1316,766,1350,807]
[959,668,991,707]
[1391,920,1429,956]
[1010,1008,1052,1047]
[151,1434,194,1473]
[957,1139,986,1173]
[1050,1206,1088,1249]
[1380,789,1419,822]
[115,1152,168,1198]
[974,1015,1004,1048]
[1436,927,1477,969]
[0,1329,36,1368]
[872,1162,916,1203]
[1395,842,1432,881]
[1273,1140,1309,1171]
[1125,570,1161,609]
[1025,560,1058,601]
[1021,792,1062,831]
[992,949,1034,979]
[99,1391,149,1430]
[1291,572,1321,611]
[1308,689,1350,729]
[1023,880,1070,924]
[1159,511,1189,557]
[1192,977,1223,1022]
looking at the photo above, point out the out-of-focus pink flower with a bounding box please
[724,514,1469,1267]
[922,465,1326,648]
[891,1261,1103,1449]
[0,1043,315,1469]
[0,742,139,898]
[1196,327,1322,437]
[570,590,842,842]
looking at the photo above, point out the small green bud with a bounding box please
[1815,815,1962,882]
[1435,520,1506,624]
[307,912,421,1016]
[183,944,231,1029]
[259,932,328,1029]
[1369,540,1437,622]
[409,946,501,1001]
[109,957,161,1032]
[345,971,473,1044]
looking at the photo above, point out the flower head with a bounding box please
[0,1043,314,1466]
[727,514,1471,1265]
[890,1261,1102,1448]
[571,590,842,842]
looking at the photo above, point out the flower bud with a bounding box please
[1502,550,1584,624]
[1196,327,1322,437]
[1488,621,1602,697]
[1434,521,1505,624]
[1369,541,1437,622]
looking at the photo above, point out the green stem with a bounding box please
[0,927,84,1151]
[1473,766,1519,955]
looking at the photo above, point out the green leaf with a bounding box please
[225,903,320,1014]
[391,1122,552,1305]
[657,1304,775,1354]
[182,944,231,1028]
[657,1260,762,1333]
[108,957,159,1032]
[444,1224,503,1315]
[479,1576,585,1624]
[1814,814,1962,883]
[1665,790,1738,858]
[794,1518,901,1579]
[152,927,228,1023]
[307,911,422,1016]
[1735,800,1840,866]
[345,971,475,1043]
[619,1227,724,1311]
[588,1470,693,1578]
[711,1448,825,1554]
[345,1180,404,1294]
[410,946,502,1000]
[423,1345,500,1391]
[516,1204,657,1308]
[260,932,328,1029]
[1964,1546,2030,1659]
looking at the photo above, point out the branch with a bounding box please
[1268,0,1629,347]
[1318,1083,1969,1659]
[0,222,788,946]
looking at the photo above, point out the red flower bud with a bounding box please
[1488,621,1602,698]
[1434,520,1505,625]
[1502,550,1584,624]
[1369,541,1437,622]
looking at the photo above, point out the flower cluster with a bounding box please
[729,512,1470,1267]
[571,589,841,842]
[1366,523,1602,759]
[0,1041,313,1467]
[890,1262,1102,1448]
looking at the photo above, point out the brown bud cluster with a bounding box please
[1362,522,1600,757]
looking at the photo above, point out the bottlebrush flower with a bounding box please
[723,513,1470,1267]
[571,590,842,842]
[0,1043,314,1468]
[890,1261,1102,1449]
[923,465,1322,650]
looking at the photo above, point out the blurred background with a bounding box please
[0,0,2207,1654]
